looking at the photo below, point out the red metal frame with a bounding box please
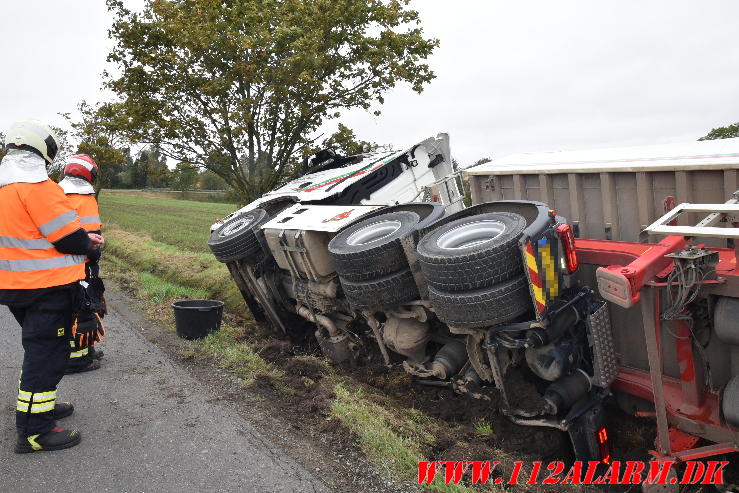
[576,235,739,462]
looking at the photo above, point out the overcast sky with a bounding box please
[2,1,738,165]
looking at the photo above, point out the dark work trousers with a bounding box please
[9,289,75,435]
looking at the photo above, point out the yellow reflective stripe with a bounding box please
[525,251,538,272]
[70,347,89,358]
[18,395,55,404]
[540,243,558,299]
[26,434,43,451]
[18,389,56,400]
[17,400,55,413]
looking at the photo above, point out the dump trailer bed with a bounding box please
[466,137,739,244]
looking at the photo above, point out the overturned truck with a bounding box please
[208,134,739,470]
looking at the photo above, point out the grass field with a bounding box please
[97,190,494,493]
[100,191,238,253]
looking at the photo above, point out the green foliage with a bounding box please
[133,146,171,188]
[102,0,438,203]
[699,122,739,141]
[170,162,199,191]
[65,102,132,194]
[316,123,376,156]
[48,125,73,182]
[198,170,228,190]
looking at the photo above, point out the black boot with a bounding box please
[15,426,81,453]
[89,347,104,360]
[65,359,101,374]
[52,402,74,419]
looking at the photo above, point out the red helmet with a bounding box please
[64,154,99,184]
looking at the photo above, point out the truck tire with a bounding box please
[208,209,269,264]
[328,211,420,282]
[417,212,526,291]
[429,275,532,328]
[341,269,420,309]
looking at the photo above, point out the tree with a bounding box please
[65,102,132,195]
[47,126,73,182]
[198,170,228,190]
[699,122,739,141]
[144,147,170,188]
[129,146,170,188]
[170,162,199,191]
[103,0,438,203]
[317,123,376,156]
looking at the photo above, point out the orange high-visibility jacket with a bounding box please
[0,180,86,289]
[65,194,102,232]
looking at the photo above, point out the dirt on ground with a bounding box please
[115,279,739,492]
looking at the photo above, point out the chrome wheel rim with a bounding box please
[346,220,403,246]
[436,220,506,250]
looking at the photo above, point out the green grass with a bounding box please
[99,191,239,253]
[183,324,284,385]
[473,420,494,436]
[332,384,482,493]
[102,226,247,317]
[140,272,209,304]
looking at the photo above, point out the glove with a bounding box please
[73,314,98,350]
[91,312,106,346]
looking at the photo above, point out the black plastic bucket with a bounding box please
[172,299,224,340]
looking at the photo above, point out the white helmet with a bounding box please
[3,120,59,164]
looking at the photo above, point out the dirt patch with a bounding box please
[258,339,294,364]
[284,356,326,380]
[504,368,548,414]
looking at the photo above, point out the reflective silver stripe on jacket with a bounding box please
[38,210,78,237]
[0,236,54,249]
[0,255,86,272]
[79,216,101,225]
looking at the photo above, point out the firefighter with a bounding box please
[0,120,104,453]
[59,154,106,374]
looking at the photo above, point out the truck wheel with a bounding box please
[341,269,420,309]
[328,211,420,282]
[417,212,526,291]
[208,209,269,264]
[429,275,532,328]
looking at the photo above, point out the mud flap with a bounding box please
[567,402,610,462]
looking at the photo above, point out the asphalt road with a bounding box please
[0,289,331,493]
